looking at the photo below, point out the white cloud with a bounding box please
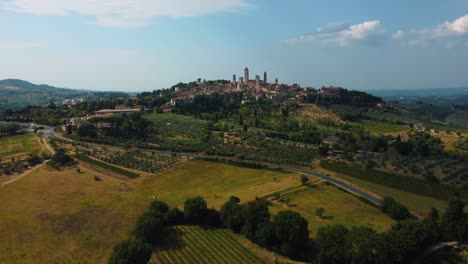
[392,30,404,40]
[287,20,382,47]
[0,0,250,28]
[410,14,468,47]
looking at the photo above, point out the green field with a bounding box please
[445,110,468,124]
[150,226,263,264]
[354,120,408,134]
[268,182,394,236]
[315,166,448,216]
[144,113,209,141]
[0,133,43,159]
[320,160,463,201]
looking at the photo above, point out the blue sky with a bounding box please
[0,0,467,92]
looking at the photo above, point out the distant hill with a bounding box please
[0,79,129,109]
[370,87,468,105]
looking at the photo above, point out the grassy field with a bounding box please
[353,120,409,134]
[315,165,448,216]
[268,182,394,236]
[320,160,463,201]
[144,113,209,141]
[0,133,44,159]
[150,226,263,264]
[0,159,394,263]
[0,160,299,264]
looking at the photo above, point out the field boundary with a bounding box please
[73,153,139,178]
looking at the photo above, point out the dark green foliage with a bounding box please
[220,196,244,233]
[78,124,97,138]
[241,199,270,242]
[166,208,184,225]
[300,175,309,185]
[317,225,350,264]
[132,211,165,244]
[149,200,169,215]
[26,154,43,166]
[0,123,22,135]
[255,221,277,249]
[346,227,385,264]
[272,210,309,258]
[381,197,410,220]
[441,195,468,242]
[48,149,74,168]
[184,196,208,225]
[108,239,152,264]
[203,208,222,227]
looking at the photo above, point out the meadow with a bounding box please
[315,165,449,216]
[353,120,409,134]
[0,160,393,264]
[0,133,44,159]
[268,182,394,236]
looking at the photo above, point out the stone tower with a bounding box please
[255,75,260,88]
[244,67,249,82]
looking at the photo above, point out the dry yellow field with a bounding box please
[0,159,393,264]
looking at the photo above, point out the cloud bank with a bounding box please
[0,0,250,28]
[287,20,382,47]
[410,14,468,47]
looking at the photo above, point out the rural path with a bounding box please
[0,159,48,188]
[0,130,56,188]
[45,127,423,220]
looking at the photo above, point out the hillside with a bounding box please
[0,79,128,109]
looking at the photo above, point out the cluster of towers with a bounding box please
[232,67,278,90]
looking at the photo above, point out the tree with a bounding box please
[255,221,277,249]
[241,199,270,242]
[132,211,165,244]
[317,225,350,264]
[220,196,244,233]
[184,196,208,225]
[300,175,309,186]
[272,210,309,258]
[315,208,325,219]
[166,208,184,225]
[108,239,152,264]
[441,194,467,242]
[149,200,169,215]
[381,197,410,220]
[347,227,383,264]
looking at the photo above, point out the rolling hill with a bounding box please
[0,79,129,109]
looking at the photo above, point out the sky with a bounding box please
[0,0,468,92]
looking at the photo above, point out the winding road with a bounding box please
[44,127,422,220]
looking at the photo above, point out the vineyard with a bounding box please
[144,113,209,140]
[150,226,264,264]
[86,148,183,174]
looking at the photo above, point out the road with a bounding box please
[44,127,422,219]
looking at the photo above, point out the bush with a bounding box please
[108,239,152,264]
